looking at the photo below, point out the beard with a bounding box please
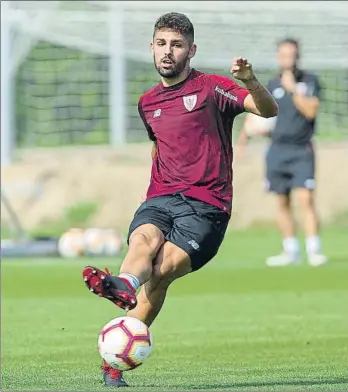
[154,55,189,78]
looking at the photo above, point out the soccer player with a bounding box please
[235,38,328,267]
[82,12,278,387]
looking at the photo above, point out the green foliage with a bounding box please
[30,201,99,238]
[63,201,98,226]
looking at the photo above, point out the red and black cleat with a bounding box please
[82,266,137,311]
[102,360,128,388]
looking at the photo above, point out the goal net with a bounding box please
[3,1,348,149]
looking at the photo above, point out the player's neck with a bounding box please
[161,67,192,88]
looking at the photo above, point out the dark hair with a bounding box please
[277,38,300,59]
[277,38,300,51]
[153,12,194,45]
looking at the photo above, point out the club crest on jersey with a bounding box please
[183,95,197,112]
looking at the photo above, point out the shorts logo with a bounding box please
[272,87,285,100]
[188,239,200,250]
[304,178,316,190]
[183,95,197,112]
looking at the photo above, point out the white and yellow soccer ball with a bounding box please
[98,316,153,371]
[244,113,277,137]
[83,228,124,256]
[58,228,84,258]
[103,229,124,256]
[83,228,106,256]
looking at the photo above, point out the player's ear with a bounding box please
[150,41,154,54]
[188,43,197,59]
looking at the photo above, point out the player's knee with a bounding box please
[153,249,191,285]
[152,263,174,285]
[129,228,164,258]
[296,188,315,209]
[277,194,291,210]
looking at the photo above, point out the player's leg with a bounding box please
[265,148,301,266]
[129,194,230,327]
[87,198,172,388]
[276,192,296,239]
[266,192,302,266]
[83,224,164,310]
[294,187,327,265]
[103,241,192,388]
[119,223,164,285]
[82,197,172,310]
[100,224,165,388]
[128,241,192,327]
[292,149,328,266]
[103,195,229,387]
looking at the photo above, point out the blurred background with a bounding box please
[1,0,348,254]
[2,2,348,391]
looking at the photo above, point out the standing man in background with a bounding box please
[236,38,328,267]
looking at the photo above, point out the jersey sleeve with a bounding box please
[138,97,156,142]
[307,75,321,98]
[209,75,250,116]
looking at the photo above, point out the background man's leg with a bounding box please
[294,188,328,266]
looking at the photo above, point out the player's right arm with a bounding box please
[138,97,157,147]
[138,97,157,203]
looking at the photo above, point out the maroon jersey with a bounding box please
[138,69,249,214]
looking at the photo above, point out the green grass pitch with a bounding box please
[2,227,348,391]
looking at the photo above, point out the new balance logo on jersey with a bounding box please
[215,85,237,102]
[188,239,200,250]
[153,109,161,118]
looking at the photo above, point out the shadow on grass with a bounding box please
[186,377,348,390]
[123,377,348,391]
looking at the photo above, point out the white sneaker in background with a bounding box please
[307,253,328,267]
[266,252,301,267]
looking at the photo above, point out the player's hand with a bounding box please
[230,57,255,81]
[281,70,296,93]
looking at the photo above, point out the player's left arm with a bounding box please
[231,57,279,118]
[281,71,320,120]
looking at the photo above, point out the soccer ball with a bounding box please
[83,228,124,256]
[83,228,106,256]
[103,229,123,256]
[98,316,153,371]
[58,228,84,258]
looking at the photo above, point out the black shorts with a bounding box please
[265,144,316,195]
[127,194,230,272]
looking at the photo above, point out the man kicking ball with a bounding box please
[82,12,278,387]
